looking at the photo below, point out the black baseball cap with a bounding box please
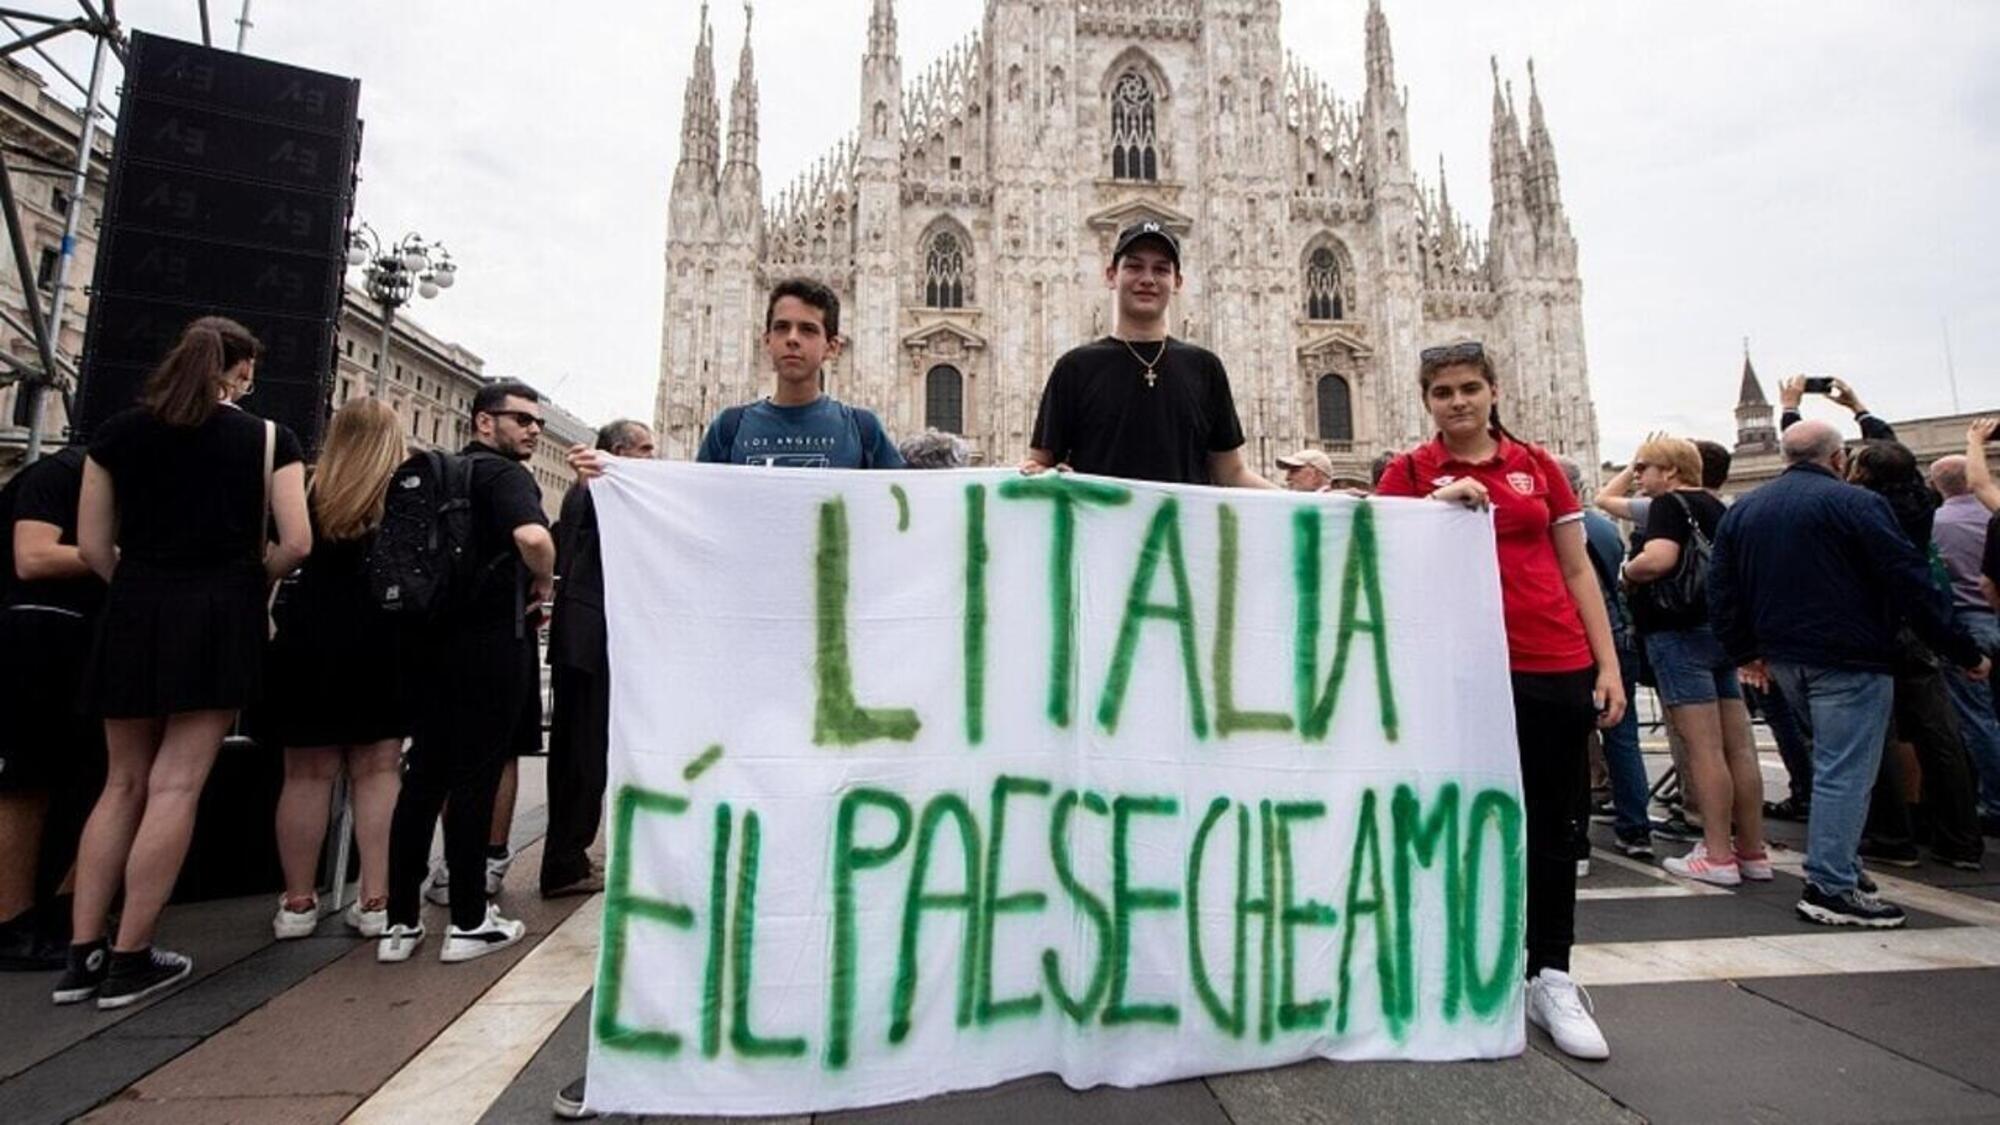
[1112,219,1181,268]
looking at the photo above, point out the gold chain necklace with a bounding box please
[1118,337,1168,387]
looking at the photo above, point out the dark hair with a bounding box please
[1369,450,1395,487]
[1850,440,1937,546]
[142,316,262,427]
[595,418,649,453]
[765,277,841,339]
[471,379,539,420]
[1416,344,1518,442]
[1694,440,1732,490]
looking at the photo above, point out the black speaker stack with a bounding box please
[73,31,361,455]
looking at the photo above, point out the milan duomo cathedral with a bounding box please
[653,0,1601,477]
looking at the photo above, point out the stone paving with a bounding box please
[7,754,2000,1125]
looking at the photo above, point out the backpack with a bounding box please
[366,449,480,620]
[0,468,24,606]
[709,400,886,468]
[1649,491,1714,617]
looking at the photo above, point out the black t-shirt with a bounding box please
[1629,488,1726,634]
[460,443,547,630]
[88,404,303,569]
[6,446,103,615]
[1030,337,1247,485]
[1982,512,2000,594]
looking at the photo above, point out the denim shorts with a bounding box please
[1644,626,1742,707]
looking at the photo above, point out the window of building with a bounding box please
[410,408,422,437]
[924,231,966,309]
[35,247,58,291]
[1110,71,1158,182]
[344,338,354,357]
[51,187,70,215]
[1306,247,1344,320]
[1316,374,1353,442]
[925,365,964,434]
[431,417,441,444]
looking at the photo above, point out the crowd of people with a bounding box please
[0,217,1994,1117]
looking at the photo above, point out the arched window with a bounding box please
[1306,247,1344,320]
[924,231,966,309]
[1110,71,1158,182]
[926,365,964,434]
[1317,374,1353,442]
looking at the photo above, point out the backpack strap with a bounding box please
[712,405,749,463]
[843,403,885,470]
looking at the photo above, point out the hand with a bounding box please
[1969,419,1998,449]
[1969,656,1992,684]
[1429,477,1490,511]
[568,444,609,482]
[1593,668,1628,729]
[1828,377,1865,415]
[1018,458,1070,476]
[1737,659,1771,692]
[530,574,555,608]
[1778,376,1806,411]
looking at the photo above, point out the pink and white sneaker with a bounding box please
[1663,843,1743,887]
[1734,850,1775,882]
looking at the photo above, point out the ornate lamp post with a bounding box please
[346,225,457,397]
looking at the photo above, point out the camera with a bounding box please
[1803,376,1835,395]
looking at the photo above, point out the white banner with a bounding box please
[586,463,1525,1116]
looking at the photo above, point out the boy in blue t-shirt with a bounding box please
[695,278,903,470]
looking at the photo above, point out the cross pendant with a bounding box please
[1144,368,1157,387]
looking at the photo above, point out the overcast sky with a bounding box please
[32,0,2000,458]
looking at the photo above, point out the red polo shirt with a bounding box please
[1376,435,1594,674]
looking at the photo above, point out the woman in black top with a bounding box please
[1619,435,1766,886]
[56,317,312,1010]
[268,398,412,941]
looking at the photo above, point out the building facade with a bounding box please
[654,0,1600,478]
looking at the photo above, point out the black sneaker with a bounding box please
[1857,869,1878,895]
[1795,882,1906,929]
[51,939,107,1004]
[553,1075,596,1120]
[1763,796,1811,822]
[1615,832,1655,860]
[1651,813,1701,842]
[1587,797,1616,825]
[0,910,66,971]
[96,947,193,1010]
[1933,851,1983,872]
[1857,839,1921,869]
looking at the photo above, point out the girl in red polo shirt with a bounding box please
[1376,342,1626,1062]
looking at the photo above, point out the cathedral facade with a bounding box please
[654,0,1600,477]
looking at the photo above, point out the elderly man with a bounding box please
[1276,449,1335,493]
[1710,421,1989,928]
[1935,427,2000,834]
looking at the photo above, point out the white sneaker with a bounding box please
[376,924,425,963]
[272,897,318,940]
[485,851,513,896]
[344,900,388,938]
[1662,842,1743,887]
[1526,968,1610,1060]
[1576,857,1591,878]
[423,862,451,906]
[440,905,525,963]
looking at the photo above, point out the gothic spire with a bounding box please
[1364,0,1396,94]
[868,0,897,60]
[1488,58,1526,218]
[674,1,722,197]
[1737,342,1769,409]
[1437,155,1461,262]
[725,2,759,180]
[1524,58,1563,217]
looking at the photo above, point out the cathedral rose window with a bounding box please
[1110,72,1158,182]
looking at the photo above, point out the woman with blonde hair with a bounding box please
[61,316,312,1008]
[1619,434,1767,886]
[263,397,414,940]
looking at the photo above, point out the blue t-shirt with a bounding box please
[695,396,905,469]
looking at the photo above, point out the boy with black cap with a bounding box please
[1021,220,1274,489]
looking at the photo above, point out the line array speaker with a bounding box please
[74,31,361,455]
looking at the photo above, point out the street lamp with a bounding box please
[346,224,458,398]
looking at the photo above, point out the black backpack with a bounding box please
[0,468,24,606]
[366,449,479,620]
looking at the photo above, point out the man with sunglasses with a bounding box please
[381,380,556,966]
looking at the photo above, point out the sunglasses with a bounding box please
[485,409,544,429]
[1420,341,1485,365]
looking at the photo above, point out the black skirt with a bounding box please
[259,536,414,748]
[84,560,268,719]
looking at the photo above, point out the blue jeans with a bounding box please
[1645,626,1743,707]
[1601,641,1650,838]
[1752,681,1814,805]
[1767,662,1895,896]
[1943,608,2000,818]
